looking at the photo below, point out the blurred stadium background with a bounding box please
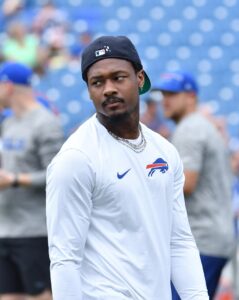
[1,0,239,143]
[0,0,239,299]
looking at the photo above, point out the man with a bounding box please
[46,36,209,300]
[157,71,235,299]
[0,62,64,300]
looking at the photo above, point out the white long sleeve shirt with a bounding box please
[46,115,209,300]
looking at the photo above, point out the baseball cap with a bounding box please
[0,62,33,86]
[81,35,151,95]
[155,71,198,94]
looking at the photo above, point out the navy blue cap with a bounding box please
[0,62,33,86]
[156,71,198,94]
[81,35,151,95]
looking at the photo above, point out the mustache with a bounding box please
[102,96,124,107]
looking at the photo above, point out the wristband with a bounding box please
[12,175,19,188]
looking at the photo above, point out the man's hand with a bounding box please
[0,169,16,189]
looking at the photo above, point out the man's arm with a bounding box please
[29,116,64,187]
[170,154,209,299]
[0,116,64,189]
[183,169,199,195]
[172,130,204,196]
[46,149,94,300]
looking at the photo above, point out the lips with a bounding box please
[105,102,122,109]
[102,96,124,108]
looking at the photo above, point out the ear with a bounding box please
[137,69,145,90]
[188,92,197,103]
[186,92,197,109]
[6,82,14,94]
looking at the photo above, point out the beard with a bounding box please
[108,110,131,122]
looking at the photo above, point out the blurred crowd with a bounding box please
[0,0,93,74]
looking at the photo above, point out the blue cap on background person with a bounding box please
[155,71,198,94]
[0,62,33,86]
[0,62,58,121]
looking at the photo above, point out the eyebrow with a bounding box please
[89,70,128,81]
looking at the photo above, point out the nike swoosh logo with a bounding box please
[117,168,131,179]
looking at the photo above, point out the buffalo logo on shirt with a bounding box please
[146,158,168,177]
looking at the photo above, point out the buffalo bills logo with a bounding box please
[146,158,168,177]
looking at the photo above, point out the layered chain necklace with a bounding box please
[108,124,147,153]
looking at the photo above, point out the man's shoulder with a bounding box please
[180,112,208,128]
[174,112,211,139]
[27,107,63,139]
[34,106,59,123]
[61,115,99,151]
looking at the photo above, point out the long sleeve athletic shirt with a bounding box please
[0,106,64,238]
[46,115,209,300]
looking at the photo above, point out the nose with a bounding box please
[103,79,117,97]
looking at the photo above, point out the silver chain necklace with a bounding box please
[108,124,147,153]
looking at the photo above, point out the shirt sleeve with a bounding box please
[46,148,95,300]
[170,152,209,299]
[172,129,204,172]
[30,116,64,187]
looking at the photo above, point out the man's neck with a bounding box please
[11,98,40,118]
[97,112,140,139]
[175,107,197,124]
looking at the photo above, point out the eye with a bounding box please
[91,80,102,87]
[115,75,126,81]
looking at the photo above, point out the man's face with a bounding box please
[161,91,189,123]
[87,58,144,121]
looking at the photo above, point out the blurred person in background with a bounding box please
[231,146,239,235]
[0,93,59,126]
[32,0,68,37]
[1,21,47,70]
[230,145,239,299]
[157,71,235,300]
[69,31,93,61]
[0,62,64,300]
[1,0,23,18]
[31,0,69,70]
[44,32,69,70]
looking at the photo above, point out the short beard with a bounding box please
[108,111,131,123]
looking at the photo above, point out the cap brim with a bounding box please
[139,71,151,95]
[154,79,198,94]
[154,80,183,93]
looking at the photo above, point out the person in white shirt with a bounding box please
[46,35,209,300]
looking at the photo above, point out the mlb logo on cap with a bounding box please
[95,49,106,57]
[95,46,111,57]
